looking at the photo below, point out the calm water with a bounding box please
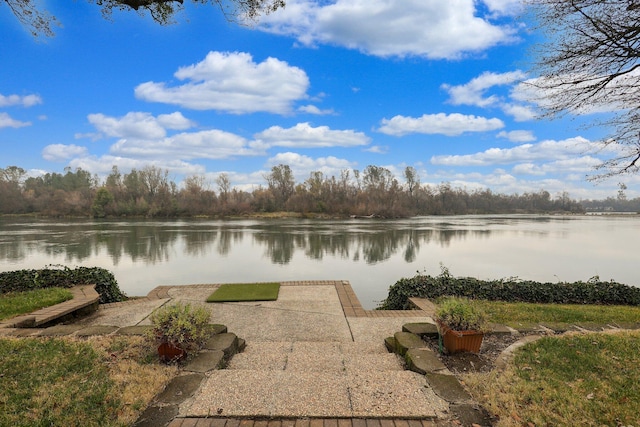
[0,215,638,309]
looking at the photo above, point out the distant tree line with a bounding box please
[580,183,640,213]
[0,164,587,218]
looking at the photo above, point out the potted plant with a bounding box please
[434,297,488,354]
[149,301,210,363]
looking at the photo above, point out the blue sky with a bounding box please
[1,0,636,199]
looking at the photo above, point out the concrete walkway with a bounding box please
[27,281,470,425]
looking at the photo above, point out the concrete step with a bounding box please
[236,340,391,355]
[178,339,449,419]
[181,368,446,418]
[227,341,405,372]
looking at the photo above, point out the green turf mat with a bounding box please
[206,282,280,302]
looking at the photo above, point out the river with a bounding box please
[0,215,638,309]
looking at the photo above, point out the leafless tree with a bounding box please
[526,0,640,178]
[3,0,285,37]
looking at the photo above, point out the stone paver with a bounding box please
[405,348,448,375]
[157,373,206,405]
[402,323,439,339]
[184,350,225,373]
[393,331,427,356]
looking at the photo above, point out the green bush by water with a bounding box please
[379,266,640,310]
[0,266,127,304]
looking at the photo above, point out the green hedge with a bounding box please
[0,266,127,304]
[378,267,640,310]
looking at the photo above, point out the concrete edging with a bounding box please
[0,284,99,329]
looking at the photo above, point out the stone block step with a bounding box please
[393,331,426,356]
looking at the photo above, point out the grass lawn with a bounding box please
[456,300,640,425]
[207,282,280,302]
[0,287,73,321]
[0,335,177,427]
[463,330,640,426]
[475,299,640,328]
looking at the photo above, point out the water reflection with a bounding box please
[2,216,638,309]
[0,218,502,265]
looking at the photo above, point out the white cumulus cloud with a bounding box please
[110,129,261,160]
[257,0,519,59]
[512,157,602,176]
[0,112,31,128]
[86,112,194,140]
[501,103,537,122]
[431,137,599,166]
[497,130,536,143]
[297,105,336,115]
[135,51,310,114]
[442,70,536,121]
[0,93,42,108]
[481,0,524,16]
[442,70,526,107]
[378,113,504,136]
[42,144,89,161]
[253,122,370,149]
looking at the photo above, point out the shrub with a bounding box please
[378,266,640,310]
[0,266,127,304]
[435,297,488,332]
[148,302,210,356]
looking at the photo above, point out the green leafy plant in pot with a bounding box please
[149,301,210,363]
[434,297,488,354]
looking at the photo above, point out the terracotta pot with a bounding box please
[437,321,484,354]
[157,341,186,363]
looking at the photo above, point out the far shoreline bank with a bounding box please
[5,210,638,221]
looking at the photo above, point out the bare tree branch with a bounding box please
[526,0,640,179]
[2,0,285,36]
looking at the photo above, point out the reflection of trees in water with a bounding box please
[100,225,178,265]
[44,229,94,262]
[0,236,32,262]
[253,231,296,264]
[403,233,418,263]
[305,233,351,260]
[358,230,402,264]
[182,229,218,257]
[217,229,244,256]
[249,225,494,265]
[0,220,497,266]
[0,223,179,265]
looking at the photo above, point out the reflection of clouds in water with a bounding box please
[1,219,496,268]
[0,217,606,266]
[1,216,639,308]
